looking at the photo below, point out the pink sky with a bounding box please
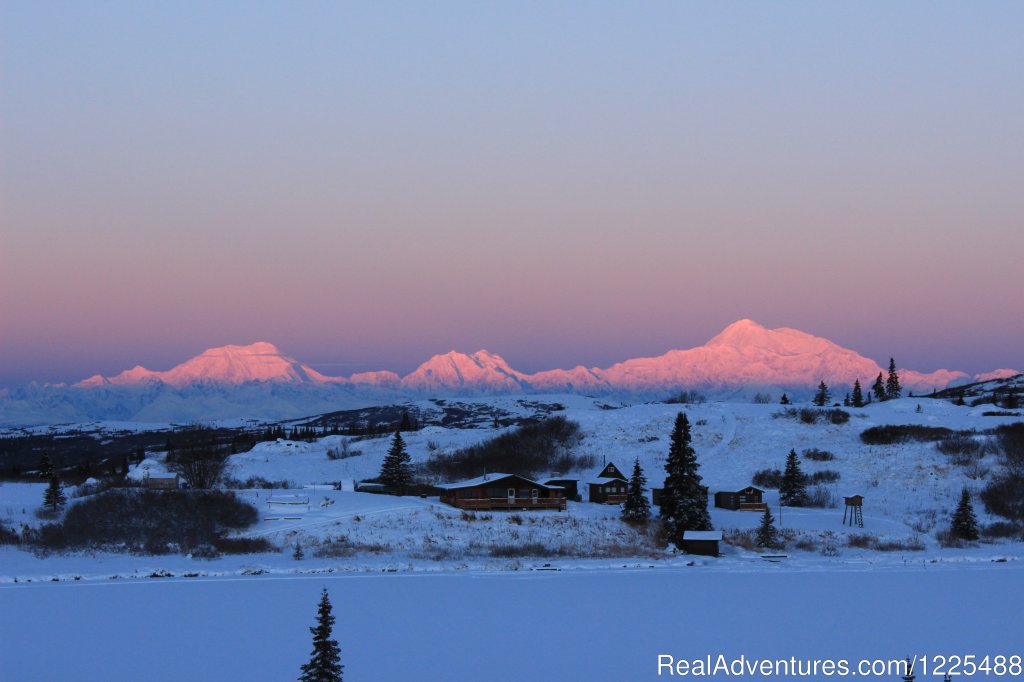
[1,3,1022,386]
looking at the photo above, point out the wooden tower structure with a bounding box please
[843,495,864,528]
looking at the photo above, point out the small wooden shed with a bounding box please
[542,477,580,501]
[714,486,767,511]
[681,530,722,557]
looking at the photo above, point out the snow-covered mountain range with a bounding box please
[1,319,1018,423]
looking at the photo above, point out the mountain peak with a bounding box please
[706,319,775,347]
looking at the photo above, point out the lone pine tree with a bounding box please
[779,449,808,507]
[621,457,651,524]
[299,588,343,682]
[872,372,887,402]
[756,507,781,549]
[813,381,830,407]
[379,430,412,494]
[43,475,66,512]
[779,393,790,405]
[950,488,979,541]
[851,379,865,408]
[659,412,712,543]
[885,358,902,400]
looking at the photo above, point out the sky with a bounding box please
[1,2,1022,386]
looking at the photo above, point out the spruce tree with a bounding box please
[756,507,780,549]
[293,541,304,560]
[621,457,651,524]
[379,431,412,494]
[955,390,966,406]
[851,379,864,408]
[37,452,54,480]
[813,381,830,407]
[779,449,808,507]
[299,588,343,682]
[43,475,66,512]
[779,393,790,405]
[659,413,712,543]
[885,358,902,400]
[872,372,886,402]
[950,488,979,541]
[843,393,851,407]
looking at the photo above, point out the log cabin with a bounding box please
[713,486,767,511]
[587,462,628,504]
[438,473,567,511]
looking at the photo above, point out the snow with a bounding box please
[1,565,1022,681]
[683,530,723,541]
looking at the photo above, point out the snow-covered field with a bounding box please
[2,565,1022,681]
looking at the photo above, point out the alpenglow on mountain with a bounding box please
[72,319,1010,393]
[3,320,1016,423]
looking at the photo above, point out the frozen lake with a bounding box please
[2,564,1021,681]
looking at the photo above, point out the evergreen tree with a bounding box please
[872,372,886,402]
[843,393,851,407]
[299,588,343,682]
[851,379,864,408]
[37,452,54,479]
[779,393,790,405]
[379,430,412,494]
[43,475,66,512]
[955,390,966,406]
[813,381,830,407]
[659,413,712,543]
[885,358,902,400]
[779,449,808,507]
[293,541,304,560]
[621,458,651,524]
[950,488,979,541]
[756,507,780,549]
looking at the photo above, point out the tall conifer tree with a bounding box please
[379,431,412,494]
[659,413,712,543]
[299,589,343,682]
[43,475,66,512]
[950,488,979,541]
[872,372,886,402]
[885,358,902,400]
[621,458,651,524]
[851,379,864,408]
[779,449,808,507]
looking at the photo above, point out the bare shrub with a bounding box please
[981,522,1022,539]
[846,533,875,548]
[425,417,589,480]
[665,391,706,405]
[860,425,954,445]
[752,393,772,404]
[809,470,840,484]
[981,473,1024,522]
[803,448,836,461]
[805,485,837,508]
[212,536,274,554]
[30,489,258,554]
[752,468,784,489]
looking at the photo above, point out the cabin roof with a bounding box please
[683,530,723,541]
[437,473,556,491]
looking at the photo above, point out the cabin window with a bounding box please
[531,489,539,501]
